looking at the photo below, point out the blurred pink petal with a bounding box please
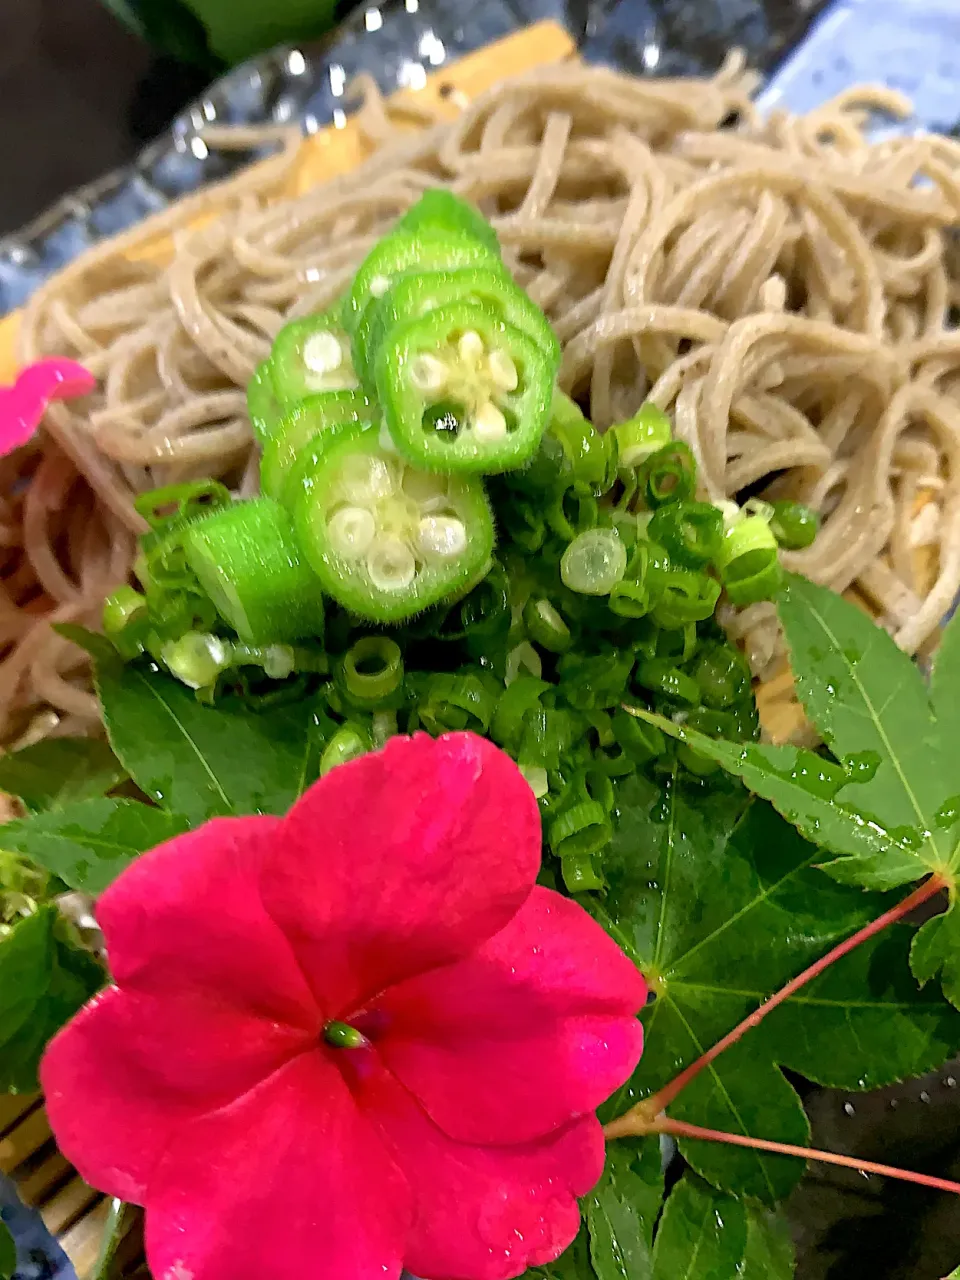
[0,358,96,456]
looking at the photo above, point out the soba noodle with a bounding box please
[6,52,960,746]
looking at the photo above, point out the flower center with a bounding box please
[323,1020,368,1049]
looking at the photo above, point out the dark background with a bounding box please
[0,0,211,236]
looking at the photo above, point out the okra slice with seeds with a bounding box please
[269,312,359,403]
[260,389,375,500]
[247,362,283,445]
[397,189,501,256]
[343,230,497,345]
[183,498,325,645]
[291,421,494,624]
[355,265,560,390]
[376,300,555,475]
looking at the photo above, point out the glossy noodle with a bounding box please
[7,53,960,745]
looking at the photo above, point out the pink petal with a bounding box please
[0,360,96,457]
[358,1063,603,1280]
[144,1052,411,1280]
[371,887,645,1145]
[262,733,541,1016]
[98,817,318,1030]
[42,985,311,1203]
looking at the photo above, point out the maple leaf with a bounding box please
[589,769,960,1204]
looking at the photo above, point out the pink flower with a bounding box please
[0,359,95,456]
[41,732,645,1280]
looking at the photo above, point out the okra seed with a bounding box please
[473,400,508,442]
[366,538,417,591]
[402,468,449,510]
[488,349,519,392]
[327,506,376,560]
[302,331,343,376]
[411,353,449,393]
[458,330,485,363]
[378,422,400,455]
[417,515,468,560]
[370,274,391,298]
[340,454,395,504]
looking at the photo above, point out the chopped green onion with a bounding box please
[715,514,783,605]
[341,636,404,707]
[651,570,721,629]
[501,501,546,553]
[561,529,627,595]
[371,709,398,748]
[648,502,723,568]
[135,481,231,531]
[103,586,150,659]
[560,852,604,893]
[505,641,543,685]
[320,723,371,775]
[724,558,784,605]
[419,671,498,736]
[612,402,672,467]
[715,513,777,573]
[162,632,234,691]
[613,708,666,763]
[637,441,696,509]
[769,500,820,550]
[520,763,549,799]
[103,585,147,636]
[549,800,611,860]
[634,659,700,705]
[523,597,572,652]
[546,488,600,541]
[547,393,619,493]
[609,576,651,618]
[491,677,550,749]
[437,563,509,642]
[518,705,578,771]
[693,644,751,708]
[557,649,633,711]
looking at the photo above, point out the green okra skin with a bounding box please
[269,311,359,405]
[354,264,559,387]
[247,361,283,445]
[183,497,325,645]
[260,389,375,500]
[375,298,556,476]
[397,190,502,255]
[343,228,498,344]
[290,419,495,624]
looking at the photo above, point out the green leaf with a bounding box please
[631,576,960,892]
[628,720,922,892]
[0,737,127,813]
[930,607,960,779]
[650,1175,746,1279]
[0,906,103,1091]
[740,1207,794,1279]
[760,924,960,1090]
[0,798,189,895]
[597,772,960,1203]
[779,574,957,883]
[585,1138,662,1280]
[181,0,337,63]
[0,1221,14,1280]
[910,901,960,1006]
[92,650,329,825]
[526,1227,595,1280]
